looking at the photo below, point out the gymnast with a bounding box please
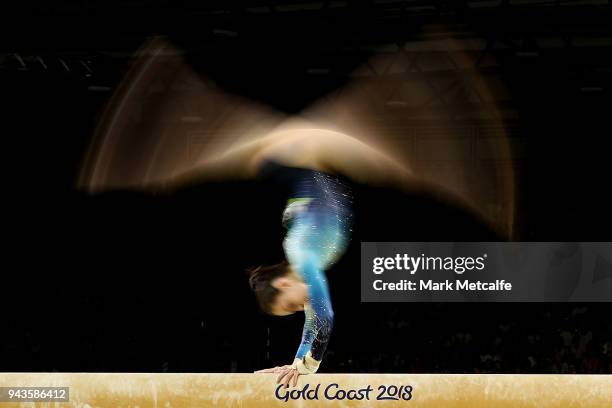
[163,127,417,387]
[249,159,352,386]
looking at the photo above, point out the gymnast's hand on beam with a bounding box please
[254,359,303,387]
[276,364,300,388]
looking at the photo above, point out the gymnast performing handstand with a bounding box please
[162,128,417,387]
[82,125,472,386]
[249,159,352,387]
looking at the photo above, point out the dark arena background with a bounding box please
[3,0,612,376]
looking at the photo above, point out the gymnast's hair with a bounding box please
[247,260,291,314]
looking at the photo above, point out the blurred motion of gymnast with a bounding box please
[79,38,514,388]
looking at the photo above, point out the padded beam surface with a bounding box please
[0,373,610,407]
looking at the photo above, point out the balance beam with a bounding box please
[0,373,610,407]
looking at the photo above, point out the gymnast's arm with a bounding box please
[292,251,334,374]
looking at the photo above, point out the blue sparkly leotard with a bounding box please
[258,160,353,369]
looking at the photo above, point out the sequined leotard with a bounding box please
[258,160,353,372]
